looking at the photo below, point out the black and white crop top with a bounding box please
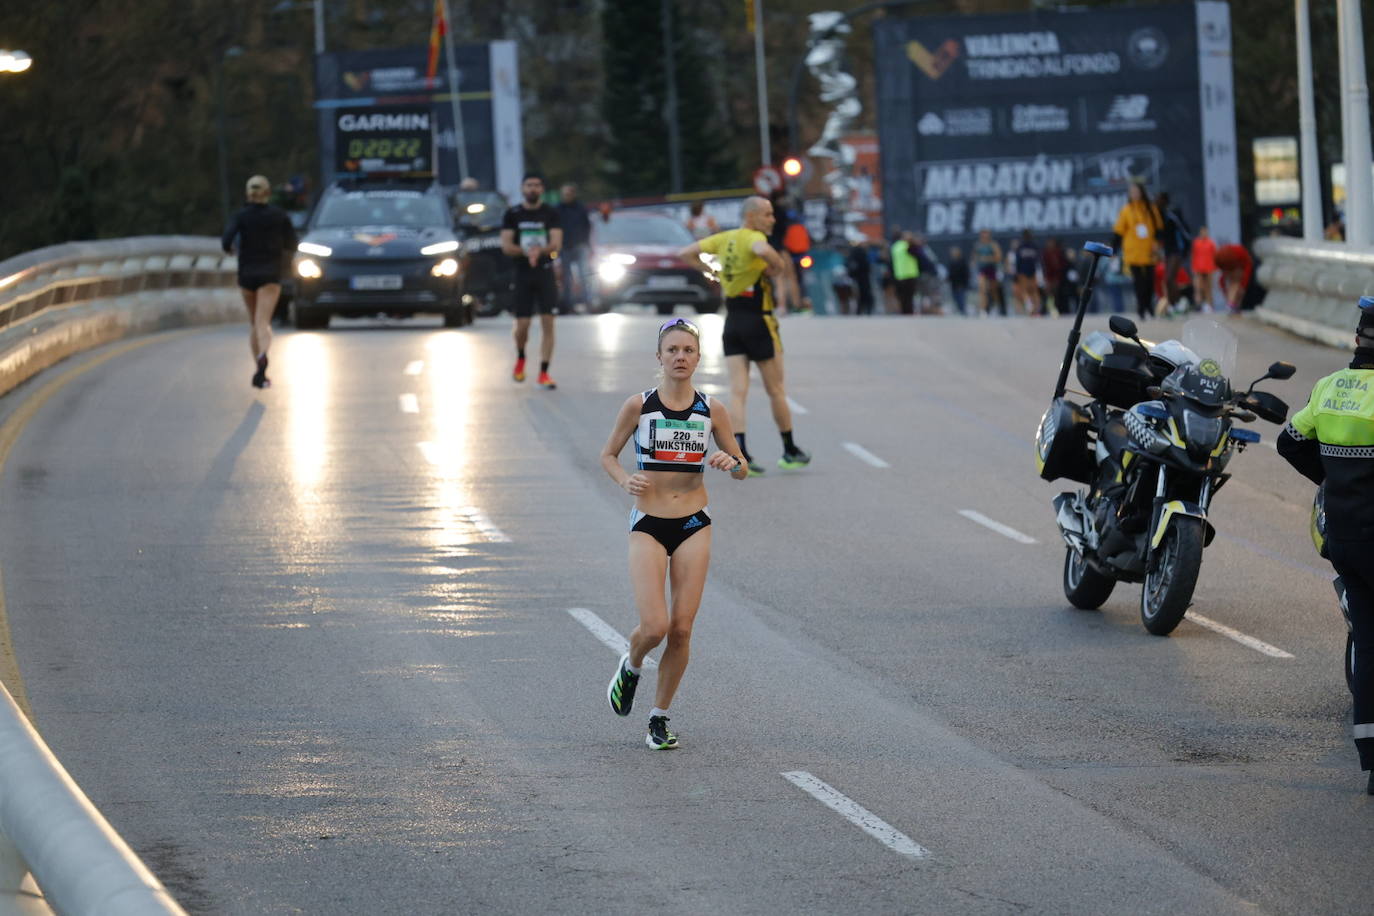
[636,388,712,473]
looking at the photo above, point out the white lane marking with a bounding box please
[781,771,930,859]
[787,396,809,415]
[843,442,890,468]
[958,509,1037,545]
[399,393,420,413]
[565,608,658,668]
[457,506,511,543]
[1185,613,1294,659]
[404,360,425,376]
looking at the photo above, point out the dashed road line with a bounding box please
[404,360,425,376]
[787,396,809,415]
[843,442,890,468]
[958,509,1037,544]
[398,393,419,413]
[1185,613,1294,658]
[456,507,511,543]
[781,771,930,859]
[565,608,658,668]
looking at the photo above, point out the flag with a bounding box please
[426,0,447,84]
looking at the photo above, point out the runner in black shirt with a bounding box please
[221,175,296,388]
[500,174,563,389]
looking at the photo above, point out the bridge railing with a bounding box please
[0,236,238,914]
[1254,236,1374,348]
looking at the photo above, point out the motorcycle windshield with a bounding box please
[1181,318,1237,379]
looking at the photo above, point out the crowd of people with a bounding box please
[825,180,1262,320]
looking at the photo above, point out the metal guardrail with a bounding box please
[0,237,236,333]
[0,236,236,914]
[1254,236,1374,347]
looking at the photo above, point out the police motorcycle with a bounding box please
[1035,242,1296,635]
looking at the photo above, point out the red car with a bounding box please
[590,210,721,315]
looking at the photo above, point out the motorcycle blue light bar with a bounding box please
[1359,296,1374,311]
[1231,428,1262,443]
[1083,241,1114,256]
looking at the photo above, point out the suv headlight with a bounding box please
[298,242,332,257]
[421,240,460,256]
[431,258,459,277]
[297,258,323,279]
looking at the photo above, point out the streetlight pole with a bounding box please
[662,0,683,193]
[753,0,771,167]
[1296,0,1321,242]
[1338,0,1373,245]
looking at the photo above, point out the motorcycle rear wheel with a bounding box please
[1063,547,1115,610]
[1140,517,1203,636]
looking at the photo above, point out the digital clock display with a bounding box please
[334,106,433,176]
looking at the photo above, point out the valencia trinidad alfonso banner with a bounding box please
[873,1,1239,257]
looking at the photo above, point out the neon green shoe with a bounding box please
[777,448,812,469]
[646,715,679,750]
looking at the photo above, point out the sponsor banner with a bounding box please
[874,2,1240,256]
[315,44,521,192]
[333,107,433,175]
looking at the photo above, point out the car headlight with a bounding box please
[431,258,459,277]
[296,258,323,279]
[298,242,332,257]
[598,260,627,284]
[421,240,461,256]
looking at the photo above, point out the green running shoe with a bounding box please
[747,460,766,477]
[777,447,812,469]
[607,653,639,717]
[646,715,679,750]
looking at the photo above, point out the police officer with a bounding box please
[1277,296,1374,794]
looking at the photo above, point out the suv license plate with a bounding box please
[646,275,688,288]
[351,275,403,290]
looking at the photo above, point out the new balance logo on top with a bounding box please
[682,516,704,530]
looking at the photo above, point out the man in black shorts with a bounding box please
[501,173,563,389]
[679,196,811,473]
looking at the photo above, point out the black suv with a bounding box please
[291,179,471,329]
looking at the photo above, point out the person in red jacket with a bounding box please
[1191,225,1218,311]
[1214,243,1253,313]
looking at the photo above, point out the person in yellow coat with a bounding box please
[1111,179,1163,320]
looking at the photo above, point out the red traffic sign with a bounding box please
[753,165,783,196]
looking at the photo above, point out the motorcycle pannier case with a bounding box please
[1075,330,1150,409]
[1035,397,1095,483]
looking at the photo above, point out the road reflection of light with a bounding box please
[694,312,725,374]
[285,334,330,492]
[423,332,477,552]
[595,311,628,357]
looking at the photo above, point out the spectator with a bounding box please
[556,183,594,313]
[1111,178,1163,319]
[946,245,970,316]
[912,234,942,314]
[1099,251,1128,315]
[1325,218,1346,241]
[1059,245,1081,315]
[847,241,875,315]
[1156,190,1192,312]
[1215,242,1254,313]
[973,229,1004,316]
[1042,238,1067,315]
[685,200,719,240]
[890,230,919,315]
[1012,229,1043,316]
[1191,225,1217,312]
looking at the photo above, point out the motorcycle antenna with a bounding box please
[1053,241,1114,399]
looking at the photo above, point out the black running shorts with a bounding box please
[722,305,781,362]
[238,270,281,291]
[512,267,558,318]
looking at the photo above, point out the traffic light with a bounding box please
[781,155,804,178]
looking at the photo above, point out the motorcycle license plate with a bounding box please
[351,275,403,290]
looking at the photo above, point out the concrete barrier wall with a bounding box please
[1253,236,1374,349]
[0,237,237,915]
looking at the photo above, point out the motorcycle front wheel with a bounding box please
[1140,517,1204,635]
[1063,547,1115,610]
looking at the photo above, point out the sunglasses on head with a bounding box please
[659,317,700,335]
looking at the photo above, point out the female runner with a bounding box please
[599,318,749,749]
